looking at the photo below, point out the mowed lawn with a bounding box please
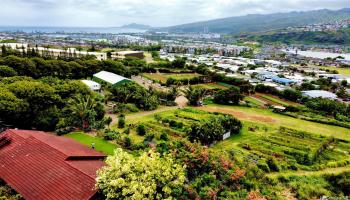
[197,104,350,141]
[65,132,117,155]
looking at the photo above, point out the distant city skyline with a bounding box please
[0,0,349,27]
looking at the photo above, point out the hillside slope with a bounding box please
[164,8,350,34]
[243,28,350,45]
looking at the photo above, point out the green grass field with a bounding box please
[65,132,117,155]
[198,104,350,140]
[164,73,200,80]
[194,83,229,90]
[142,73,200,83]
[321,66,350,76]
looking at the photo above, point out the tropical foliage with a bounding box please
[96,148,186,200]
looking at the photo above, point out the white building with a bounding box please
[93,71,131,87]
[81,80,101,92]
[0,43,107,61]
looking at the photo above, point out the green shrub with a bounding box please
[156,141,169,154]
[104,130,120,140]
[144,133,155,142]
[160,131,169,141]
[137,124,146,136]
[118,115,126,128]
[0,65,18,77]
[267,157,280,172]
[123,136,132,148]
[257,161,270,172]
[123,127,130,135]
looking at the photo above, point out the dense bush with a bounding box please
[281,89,302,102]
[306,98,349,117]
[326,171,350,196]
[213,86,243,105]
[118,115,126,128]
[266,157,281,172]
[137,124,146,136]
[110,82,159,111]
[188,115,242,145]
[0,65,17,77]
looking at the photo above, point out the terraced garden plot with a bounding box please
[213,123,350,172]
[124,108,231,141]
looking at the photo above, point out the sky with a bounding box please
[0,0,349,27]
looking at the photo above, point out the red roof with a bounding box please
[0,129,106,200]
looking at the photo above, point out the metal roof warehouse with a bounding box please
[93,71,131,87]
[272,77,295,85]
[302,90,338,100]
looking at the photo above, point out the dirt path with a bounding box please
[126,106,178,121]
[106,113,119,125]
[198,106,276,123]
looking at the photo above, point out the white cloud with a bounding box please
[0,0,348,26]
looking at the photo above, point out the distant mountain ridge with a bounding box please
[120,23,152,30]
[164,8,350,34]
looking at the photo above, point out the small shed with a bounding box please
[81,80,101,91]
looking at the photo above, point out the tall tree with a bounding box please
[183,86,207,106]
[68,95,98,130]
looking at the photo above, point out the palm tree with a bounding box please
[183,86,207,106]
[68,95,97,130]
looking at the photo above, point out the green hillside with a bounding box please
[164,8,350,34]
[244,28,350,45]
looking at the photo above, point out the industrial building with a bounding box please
[302,90,338,100]
[111,51,144,59]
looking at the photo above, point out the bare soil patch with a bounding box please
[198,106,276,123]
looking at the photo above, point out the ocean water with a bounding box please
[0,26,147,34]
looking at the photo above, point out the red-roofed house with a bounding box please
[0,129,106,200]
